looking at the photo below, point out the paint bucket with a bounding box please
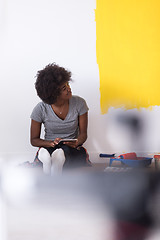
[154,155,160,169]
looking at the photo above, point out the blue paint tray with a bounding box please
[110,157,152,168]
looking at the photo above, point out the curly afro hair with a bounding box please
[35,63,72,104]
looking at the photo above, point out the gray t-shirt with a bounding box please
[30,95,89,140]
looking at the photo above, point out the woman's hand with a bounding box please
[53,138,62,146]
[49,138,62,147]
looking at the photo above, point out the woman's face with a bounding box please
[58,82,72,101]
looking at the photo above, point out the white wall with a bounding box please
[1,0,160,163]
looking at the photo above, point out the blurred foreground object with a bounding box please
[1,163,160,239]
[1,165,114,240]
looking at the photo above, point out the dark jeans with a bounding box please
[43,142,91,169]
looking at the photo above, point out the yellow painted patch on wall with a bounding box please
[95,0,160,114]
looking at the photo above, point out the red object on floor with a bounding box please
[119,152,137,159]
[154,155,160,158]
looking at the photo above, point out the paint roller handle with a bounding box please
[99,153,115,158]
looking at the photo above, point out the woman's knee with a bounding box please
[51,148,65,165]
[38,148,51,164]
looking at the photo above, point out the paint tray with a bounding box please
[109,152,152,168]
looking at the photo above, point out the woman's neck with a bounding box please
[51,99,69,118]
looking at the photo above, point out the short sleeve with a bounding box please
[77,97,89,116]
[30,102,44,123]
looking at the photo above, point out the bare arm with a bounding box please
[30,119,56,148]
[77,112,88,146]
[64,112,88,148]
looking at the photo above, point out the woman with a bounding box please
[30,63,90,175]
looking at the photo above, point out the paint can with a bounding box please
[154,155,160,169]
